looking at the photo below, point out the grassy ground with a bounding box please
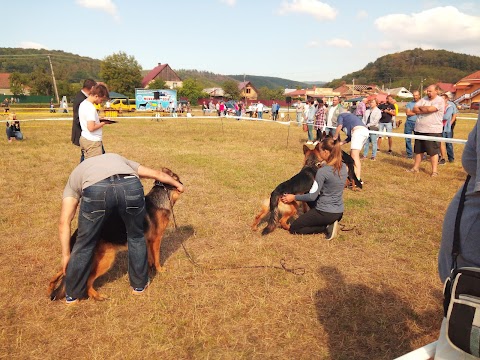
[0,111,476,359]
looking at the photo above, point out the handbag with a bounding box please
[443,175,480,358]
[369,125,379,131]
[303,123,308,132]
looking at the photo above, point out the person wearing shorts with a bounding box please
[407,85,445,177]
[333,111,369,182]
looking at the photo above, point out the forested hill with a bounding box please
[175,69,321,90]
[325,48,480,90]
[0,48,101,82]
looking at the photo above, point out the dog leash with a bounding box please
[165,188,305,276]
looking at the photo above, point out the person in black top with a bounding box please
[377,95,396,154]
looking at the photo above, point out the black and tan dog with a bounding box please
[252,143,323,235]
[252,143,362,235]
[48,168,182,301]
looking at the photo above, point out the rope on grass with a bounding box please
[168,192,305,276]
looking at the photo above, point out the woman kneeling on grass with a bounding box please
[281,138,347,240]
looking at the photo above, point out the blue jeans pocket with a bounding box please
[124,188,145,215]
[81,189,106,222]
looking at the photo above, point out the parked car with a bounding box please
[109,98,136,112]
[245,103,271,116]
[458,103,470,110]
[224,101,237,115]
[471,102,480,111]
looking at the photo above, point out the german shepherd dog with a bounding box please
[251,144,362,235]
[252,143,323,235]
[48,168,182,301]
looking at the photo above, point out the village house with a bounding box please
[141,63,183,89]
[453,70,480,105]
[238,81,258,101]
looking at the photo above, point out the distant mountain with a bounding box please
[0,47,100,83]
[325,48,480,90]
[174,70,319,90]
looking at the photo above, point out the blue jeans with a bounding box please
[66,175,148,298]
[404,120,416,158]
[363,133,378,158]
[257,111,263,119]
[307,123,314,141]
[6,127,23,140]
[296,113,303,126]
[442,130,454,161]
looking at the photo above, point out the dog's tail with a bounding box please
[261,191,281,236]
[48,270,66,301]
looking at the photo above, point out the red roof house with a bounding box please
[141,63,182,89]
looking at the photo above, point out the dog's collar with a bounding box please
[154,180,180,191]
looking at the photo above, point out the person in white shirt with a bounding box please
[326,96,343,136]
[256,102,264,119]
[79,84,111,160]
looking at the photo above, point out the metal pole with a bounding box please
[47,55,59,104]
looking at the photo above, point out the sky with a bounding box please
[3,0,480,83]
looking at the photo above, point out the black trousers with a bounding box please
[289,208,342,235]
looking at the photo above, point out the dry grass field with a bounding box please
[0,109,476,359]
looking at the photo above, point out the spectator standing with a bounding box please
[362,99,382,160]
[72,79,96,154]
[333,111,369,181]
[63,101,69,114]
[215,102,220,116]
[439,93,457,164]
[271,101,278,121]
[377,95,396,154]
[404,91,421,159]
[314,99,326,141]
[305,100,316,143]
[355,98,367,119]
[202,101,208,115]
[295,100,304,127]
[326,96,343,136]
[59,153,184,304]
[257,101,264,119]
[78,84,111,160]
[407,85,445,177]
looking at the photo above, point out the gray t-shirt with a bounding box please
[295,163,347,213]
[63,153,140,200]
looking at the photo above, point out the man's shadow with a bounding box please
[314,266,440,360]
[95,224,194,287]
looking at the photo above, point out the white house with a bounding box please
[387,87,413,98]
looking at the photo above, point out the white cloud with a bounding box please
[220,0,236,6]
[325,38,352,48]
[307,40,319,48]
[278,0,337,21]
[356,10,368,19]
[76,0,119,20]
[374,6,480,53]
[18,41,49,50]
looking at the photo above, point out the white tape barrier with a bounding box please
[0,115,469,145]
[393,341,437,360]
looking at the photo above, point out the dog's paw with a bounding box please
[156,265,167,273]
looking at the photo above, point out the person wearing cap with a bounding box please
[59,153,185,304]
[79,83,111,160]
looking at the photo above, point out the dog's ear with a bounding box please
[162,167,173,176]
[314,142,321,151]
[303,144,309,154]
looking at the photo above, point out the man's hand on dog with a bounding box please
[281,194,295,203]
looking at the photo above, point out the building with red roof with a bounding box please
[141,63,182,89]
[238,81,258,101]
[454,70,480,105]
[0,73,12,95]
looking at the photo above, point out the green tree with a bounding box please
[9,72,28,95]
[222,79,240,100]
[28,67,53,96]
[148,78,167,89]
[100,52,142,97]
[177,78,207,105]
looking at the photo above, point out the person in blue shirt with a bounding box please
[332,111,369,182]
[404,90,420,159]
[439,93,457,164]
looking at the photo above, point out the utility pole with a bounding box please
[352,78,355,97]
[47,55,59,104]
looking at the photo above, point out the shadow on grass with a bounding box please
[95,224,195,288]
[314,266,439,360]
